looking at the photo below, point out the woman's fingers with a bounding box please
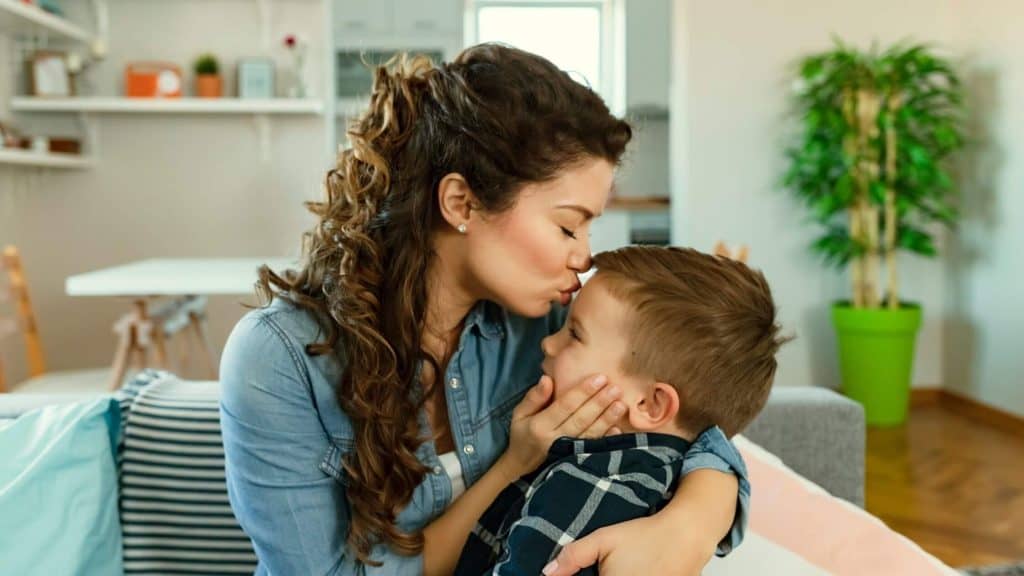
[532,373,605,431]
[578,401,627,439]
[552,376,622,437]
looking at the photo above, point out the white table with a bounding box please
[66,258,296,297]
[65,258,297,387]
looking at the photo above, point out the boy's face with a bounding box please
[541,274,636,399]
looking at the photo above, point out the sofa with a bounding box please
[0,372,866,574]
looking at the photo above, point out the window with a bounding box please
[468,0,624,112]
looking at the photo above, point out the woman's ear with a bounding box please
[437,172,477,231]
[626,383,680,432]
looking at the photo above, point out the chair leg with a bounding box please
[189,313,218,379]
[151,322,169,370]
[109,321,135,391]
[175,328,191,378]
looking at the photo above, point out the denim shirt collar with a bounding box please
[465,300,506,340]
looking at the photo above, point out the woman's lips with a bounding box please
[558,283,580,305]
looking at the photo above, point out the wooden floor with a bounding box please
[866,402,1024,568]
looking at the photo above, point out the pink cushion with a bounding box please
[731,435,959,576]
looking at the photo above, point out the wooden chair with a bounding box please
[0,246,204,394]
[713,240,750,264]
[148,294,218,380]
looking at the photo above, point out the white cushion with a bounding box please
[11,368,129,395]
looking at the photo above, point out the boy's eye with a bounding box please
[569,327,581,341]
[560,226,578,240]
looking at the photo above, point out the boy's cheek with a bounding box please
[552,363,588,400]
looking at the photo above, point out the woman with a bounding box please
[220,43,741,575]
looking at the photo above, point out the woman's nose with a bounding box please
[568,244,592,272]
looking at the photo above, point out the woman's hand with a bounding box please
[540,513,716,576]
[497,374,626,482]
[543,469,739,576]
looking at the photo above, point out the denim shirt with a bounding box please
[220,296,749,575]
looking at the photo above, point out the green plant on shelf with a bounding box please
[194,54,219,76]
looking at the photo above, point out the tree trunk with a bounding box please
[850,206,865,307]
[856,89,882,308]
[884,94,902,309]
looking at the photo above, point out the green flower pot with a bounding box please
[831,302,922,427]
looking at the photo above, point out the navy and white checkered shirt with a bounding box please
[454,426,750,576]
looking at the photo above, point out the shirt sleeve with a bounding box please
[219,311,423,575]
[491,463,656,576]
[679,426,752,557]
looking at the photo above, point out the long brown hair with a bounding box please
[256,43,631,564]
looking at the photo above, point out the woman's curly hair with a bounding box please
[256,43,632,565]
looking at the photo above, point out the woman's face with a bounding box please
[466,158,615,318]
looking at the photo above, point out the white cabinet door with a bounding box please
[335,0,394,35]
[625,0,670,110]
[394,0,462,35]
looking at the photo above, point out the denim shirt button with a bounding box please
[449,377,461,389]
[463,443,475,455]
[433,465,443,474]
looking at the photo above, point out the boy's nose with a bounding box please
[541,334,557,357]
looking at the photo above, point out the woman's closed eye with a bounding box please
[560,226,578,240]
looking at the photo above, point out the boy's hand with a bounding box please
[500,373,626,479]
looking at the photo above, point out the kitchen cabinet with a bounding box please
[625,0,670,111]
[335,0,394,35]
[335,0,462,39]
[394,0,462,35]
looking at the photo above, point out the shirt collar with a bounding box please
[464,300,507,340]
[549,432,692,459]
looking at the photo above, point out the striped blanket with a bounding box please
[116,371,257,575]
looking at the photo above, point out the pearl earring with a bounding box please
[457,223,467,234]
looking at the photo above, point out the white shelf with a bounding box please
[0,0,95,43]
[0,148,93,169]
[11,97,325,115]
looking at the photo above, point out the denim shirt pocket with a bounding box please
[318,439,350,485]
[319,434,436,533]
[478,387,525,456]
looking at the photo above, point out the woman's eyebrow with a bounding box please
[555,205,599,220]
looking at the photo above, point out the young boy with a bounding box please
[454,246,787,575]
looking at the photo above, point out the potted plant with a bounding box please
[194,53,222,98]
[784,41,964,426]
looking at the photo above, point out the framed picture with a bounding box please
[29,51,73,97]
[237,58,275,99]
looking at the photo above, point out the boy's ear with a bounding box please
[626,382,680,431]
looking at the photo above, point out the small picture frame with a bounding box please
[29,51,73,97]
[237,58,275,99]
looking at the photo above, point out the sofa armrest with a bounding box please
[741,386,865,507]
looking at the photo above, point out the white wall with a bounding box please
[943,0,1024,416]
[1,0,330,384]
[670,0,957,389]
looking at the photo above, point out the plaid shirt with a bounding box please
[454,426,750,576]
